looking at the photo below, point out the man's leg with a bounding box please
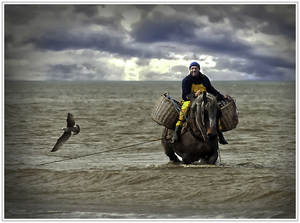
[217,120,228,145]
[171,101,190,143]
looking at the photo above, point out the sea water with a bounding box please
[4,80,296,219]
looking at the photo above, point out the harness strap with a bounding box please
[165,94,188,121]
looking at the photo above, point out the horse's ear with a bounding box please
[203,91,207,104]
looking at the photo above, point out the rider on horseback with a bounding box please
[172,61,228,145]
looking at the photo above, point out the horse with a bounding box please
[161,92,223,165]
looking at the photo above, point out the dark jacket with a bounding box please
[182,72,224,101]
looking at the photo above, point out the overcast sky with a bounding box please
[4,4,296,81]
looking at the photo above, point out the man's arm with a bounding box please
[182,77,195,101]
[204,75,225,101]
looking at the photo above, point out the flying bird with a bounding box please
[51,113,80,152]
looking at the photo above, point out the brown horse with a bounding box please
[161,92,222,165]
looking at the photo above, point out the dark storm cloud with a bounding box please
[5,5,70,25]
[73,5,124,29]
[132,5,294,51]
[205,37,295,70]
[130,7,295,78]
[253,54,295,70]
[131,12,199,43]
[193,33,251,55]
[73,5,99,18]
[26,30,122,52]
[239,5,295,39]
[25,30,165,59]
[130,5,295,65]
[4,4,296,81]
[46,63,105,80]
[213,54,292,81]
[49,64,80,74]
[170,5,295,39]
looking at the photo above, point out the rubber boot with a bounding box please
[217,130,228,145]
[171,125,182,143]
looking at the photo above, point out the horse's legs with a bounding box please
[162,128,181,163]
[204,149,218,164]
[182,155,193,165]
[162,139,181,163]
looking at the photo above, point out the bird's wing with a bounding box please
[51,132,72,152]
[66,113,75,127]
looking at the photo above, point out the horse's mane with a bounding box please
[188,92,220,140]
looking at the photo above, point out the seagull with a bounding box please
[51,113,80,152]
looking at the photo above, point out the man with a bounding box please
[172,61,228,144]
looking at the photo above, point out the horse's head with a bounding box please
[190,92,222,141]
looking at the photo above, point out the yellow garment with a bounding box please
[176,101,190,126]
[191,83,206,94]
[176,84,204,127]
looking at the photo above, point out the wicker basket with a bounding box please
[219,96,239,132]
[151,93,181,130]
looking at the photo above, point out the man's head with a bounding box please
[189,62,200,76]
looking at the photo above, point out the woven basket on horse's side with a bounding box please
[152,93,238,132]
[219,95,239,132]
[151,93,181,130]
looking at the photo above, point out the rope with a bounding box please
[39,137,163,166]
[165,94,188,121]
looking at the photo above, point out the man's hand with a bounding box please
[195,90,202,97]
